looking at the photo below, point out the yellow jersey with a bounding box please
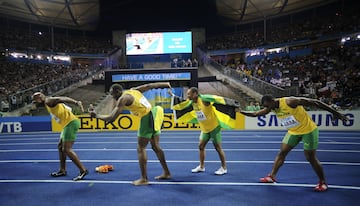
[45,103,77,129]
[123,90,151,118]
[273,97,317,134]
[193,97,219,133]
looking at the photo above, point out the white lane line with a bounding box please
[2,148,360,153]
[1,141,360,146]
[0,129,359,136]
[0,179,359,190]
[1,160,359,166]
[1,135,360,141]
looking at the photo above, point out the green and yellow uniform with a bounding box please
[46,103,80,142]
[123,90,164,138]
[193,98,222,143]
[172,94,240,143]
[273,97,319,150]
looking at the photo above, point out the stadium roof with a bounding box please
[0,0,341,31]
[0,0,99,30]
[216,0,337,25]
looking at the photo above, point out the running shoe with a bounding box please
[73,170,88,181]
[50,170,67,177]
[260,174,276,183]
[191,165,205,173]
[214,167,227,175]
[314,181,328,192]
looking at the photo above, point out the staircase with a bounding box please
[198,66,257,109]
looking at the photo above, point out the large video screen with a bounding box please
[126,31,192,55]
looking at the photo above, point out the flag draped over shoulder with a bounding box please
[171,94,240,129]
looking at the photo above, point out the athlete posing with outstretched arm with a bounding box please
[32,92,88,181]
[90,82,172,186]
[240,95,348,192]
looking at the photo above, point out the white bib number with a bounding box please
[51,113,61,123]
[196,111,207,121]
[280,115,299,129]
[140,96,151,109]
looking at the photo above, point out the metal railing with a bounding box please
[197,48,298,98]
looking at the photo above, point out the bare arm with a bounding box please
[133,82,171,93]
[90,95,131,123]
[46,97,84,112]
[240,107,271,117]
[287,97,348,122]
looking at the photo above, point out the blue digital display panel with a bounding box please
[112,72,191,82]
[126,32,192,55]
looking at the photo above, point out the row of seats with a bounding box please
[0,61,103,112]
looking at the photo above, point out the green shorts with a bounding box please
[138,107,161,139]
[200,125,222,144]
[60,119,80,142]
[282,128,319,150]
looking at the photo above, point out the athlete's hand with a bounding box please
[88,104,97,118]
[167,88,174,96]
[333,113,349,122]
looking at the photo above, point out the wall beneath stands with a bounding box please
[246,54,265,63]
[127,53,192,68]
[289,48,312,58]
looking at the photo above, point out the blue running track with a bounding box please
[0,130,359,206]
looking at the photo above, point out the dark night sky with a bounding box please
[96,0,222,35]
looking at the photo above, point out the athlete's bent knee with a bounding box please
[304,151,316,162]
[151,145,162,153]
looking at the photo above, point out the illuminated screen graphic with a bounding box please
[126,32,192,55]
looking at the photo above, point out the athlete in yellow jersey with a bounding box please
[240,95,348,192]
[90,82,172,186]
[183,87,228,175]
[31,92,88,181]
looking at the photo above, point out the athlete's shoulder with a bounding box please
[284,96,304,108]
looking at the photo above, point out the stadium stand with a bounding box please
[197,2,360,110]
[0,0,359,115]
[202,8,359,51]
[0,25,118,54]
[0,61,104,113]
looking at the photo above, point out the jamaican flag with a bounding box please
[171,94,240,129]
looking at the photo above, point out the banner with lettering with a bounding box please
[112,73,191,82]
[0,116,51,133]
[244,110,360,131]
[51,113,246,132]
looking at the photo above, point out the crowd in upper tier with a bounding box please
[0,27,117,54]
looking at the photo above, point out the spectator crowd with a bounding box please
[0,61,102,112]
[202,9,359,51]
[223,43,360,109]
[0,27,118,54]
